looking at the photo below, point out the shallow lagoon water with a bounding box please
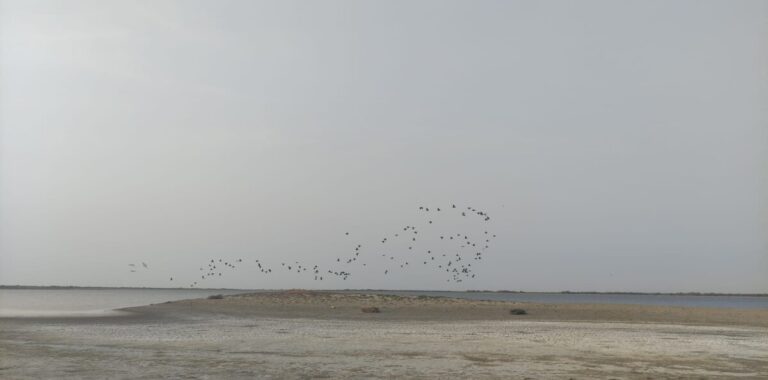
[0,288,252,317]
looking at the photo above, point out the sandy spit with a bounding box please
[1,291,766,379]
[126,290,768,327]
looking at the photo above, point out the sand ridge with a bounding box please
[3,291,768,379]
[124,290,768,327]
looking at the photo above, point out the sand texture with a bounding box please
[1,291,767,379]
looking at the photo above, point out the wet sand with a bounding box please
[1,291,767,379]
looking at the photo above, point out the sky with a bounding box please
[1,0,766,292]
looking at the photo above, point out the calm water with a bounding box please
[1,288,766,317]
[0,288,252,317]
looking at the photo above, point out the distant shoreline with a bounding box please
[1,285,766,297]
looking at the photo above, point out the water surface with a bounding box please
[0,288,251,317]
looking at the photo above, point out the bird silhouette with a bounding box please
[155,202,495,286]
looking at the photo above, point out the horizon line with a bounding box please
[1,285,766,297]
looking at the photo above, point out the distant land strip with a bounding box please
[1,285,766,297]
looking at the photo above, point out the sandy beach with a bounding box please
[2,291,767,379]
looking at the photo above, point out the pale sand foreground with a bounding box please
[1,291,767,379]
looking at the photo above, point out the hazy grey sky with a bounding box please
[1,0,766,292]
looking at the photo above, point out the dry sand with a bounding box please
[1,290,767,379]
[130,290,768,326]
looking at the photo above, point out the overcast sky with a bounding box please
[1,0,766,292]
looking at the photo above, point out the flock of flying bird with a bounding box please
[129,203,496,288]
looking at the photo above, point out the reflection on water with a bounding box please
[0,288,252,317]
